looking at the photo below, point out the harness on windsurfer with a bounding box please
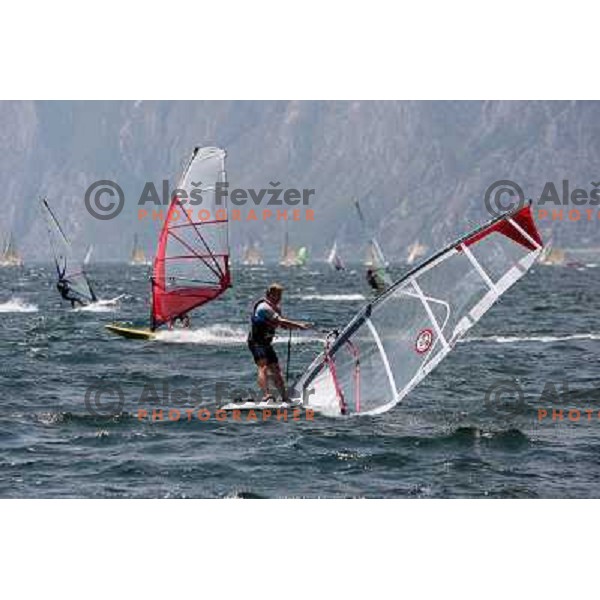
[248,283,310,402]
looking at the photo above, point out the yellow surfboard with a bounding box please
[105,323,156,340]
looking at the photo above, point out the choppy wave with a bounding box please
[462,333,600,344]
[0,298,38,313]
[406,426,531,449]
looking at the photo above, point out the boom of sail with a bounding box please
[151,146,231,330]
[293,202,543,416]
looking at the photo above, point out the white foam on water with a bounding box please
[278,334,324,345]
[296,293,366,301]
[462,333,600,345]
[76,295,125,312]
[155,324,247,345]
[155,323,324,345]
[0,298,38,313]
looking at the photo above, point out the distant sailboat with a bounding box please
[364,242,384,267]
[83,244,93,266]
[539,247,566,266]
[406,241,427,266]
[280,247,298,266]
[296,246,308,266]
[130,234,150,266]
[0,232,23,267]
[279,222,306,266]
[538,234,567,266]
[242,243,264,266]
[354,199,391,288]
[327,241,345,270]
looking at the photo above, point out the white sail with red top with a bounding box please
[294,202,543,416]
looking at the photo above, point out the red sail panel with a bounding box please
[464,205,542,251]
[151,147,230,329]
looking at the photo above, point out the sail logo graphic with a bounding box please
[415,328,434,354]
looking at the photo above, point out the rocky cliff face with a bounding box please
[2,100,598,261]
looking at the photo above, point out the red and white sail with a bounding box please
[294,202,543,416]
[151,147,230,329]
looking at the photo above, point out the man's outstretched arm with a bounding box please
[277,316,310,331]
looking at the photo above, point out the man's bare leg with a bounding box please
[269,363,289,403]
[257,359,271,399]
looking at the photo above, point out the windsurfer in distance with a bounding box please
[56,265,84,309]
[366,267,385,292]
[248,283,310,403]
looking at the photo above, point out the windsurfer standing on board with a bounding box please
[248,283,310,402]
[366,267,385,292]
[56,265,84,309]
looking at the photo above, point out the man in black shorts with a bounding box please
[248,283,310,402]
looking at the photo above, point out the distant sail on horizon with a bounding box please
[406,241,428,266]
[242,242,264,266]
[355,199,391,287]
[327,241,345,270]
[279,221,306,267]
[83,244,93,266]
[539,247,566,266]
[130,234,150,266]
[0,231,23,267]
